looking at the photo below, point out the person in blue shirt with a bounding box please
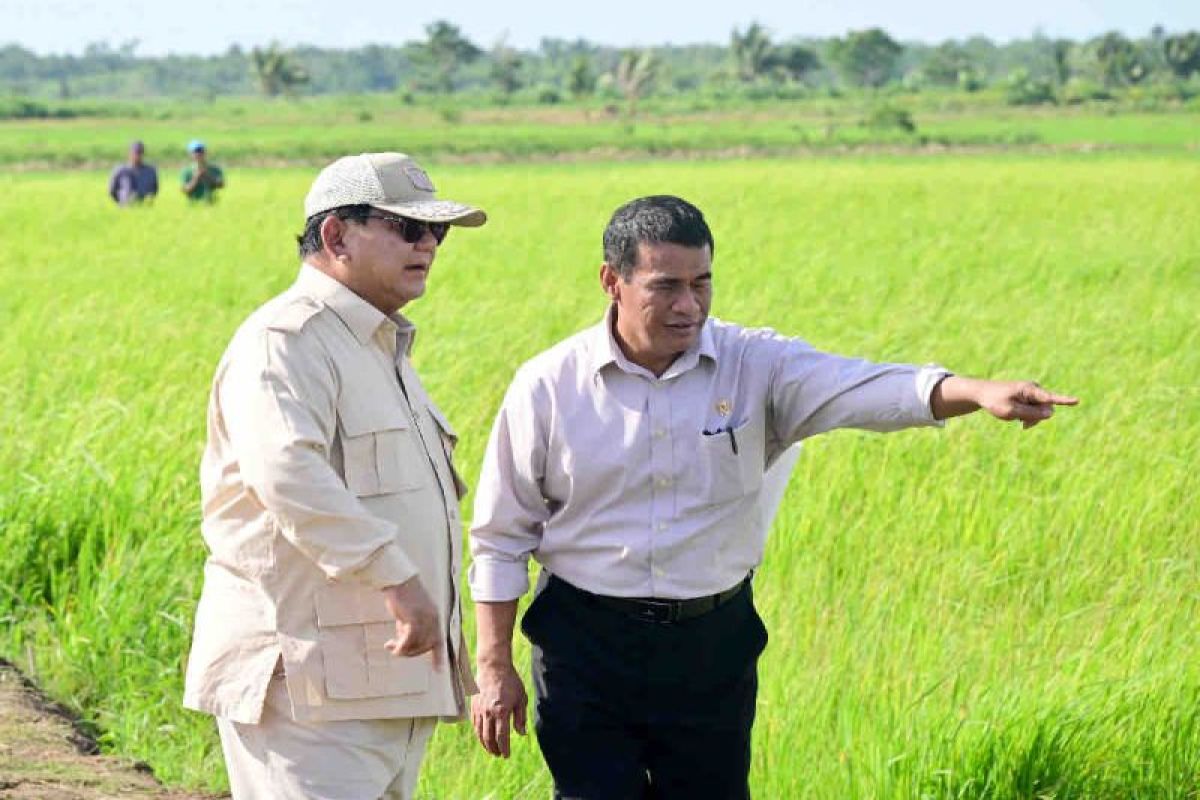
[108,140,158,206]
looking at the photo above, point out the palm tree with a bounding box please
[250,44,309,97]
[419,20,482,94]
[731,23,773,82]
[489,36,523,99]
[613,49,657,119]
[1164,32,1200,79]
[1051,39,1072,86]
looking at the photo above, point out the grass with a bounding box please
[1,153,1198,798]
[1,98,1197,168]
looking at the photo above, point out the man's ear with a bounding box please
[320,215,348,260]
[600,263,621,301]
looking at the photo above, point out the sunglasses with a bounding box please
[364,212,449,245]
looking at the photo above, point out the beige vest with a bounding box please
[185,268,476,724]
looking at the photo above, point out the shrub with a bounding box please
[863,103,916,133]
[536,85,563,105]
[436,106,463,124]
[0,97,78,120]
[958,69,985,93]
[1060,78,1114,105]
[1004,69,1056,106]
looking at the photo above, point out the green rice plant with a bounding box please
[1,155,1197,797]
[1,104,1197,169]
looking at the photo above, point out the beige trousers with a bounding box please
[217,676,437,800]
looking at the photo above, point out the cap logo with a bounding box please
[403,164,435,192]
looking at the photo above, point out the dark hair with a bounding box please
[296,204,374,257]
[602,195,714,280]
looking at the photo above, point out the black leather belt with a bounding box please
[551,574,750,624]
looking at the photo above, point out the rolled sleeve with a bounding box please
[915,365,953,426]
[467,557,531,603]
[468,372,550,603]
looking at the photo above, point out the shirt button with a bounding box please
[653,428,666,439]
[656,476,672,488]
[656,522,668,532]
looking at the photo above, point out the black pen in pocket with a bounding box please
[703,425,739,455]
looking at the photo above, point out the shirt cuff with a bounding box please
[467,557,531,602]
[356,542,419,589]
[916,365,953,426]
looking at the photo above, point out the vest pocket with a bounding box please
[339,405,422,496]
[315,583,431,700]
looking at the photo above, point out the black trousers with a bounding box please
[522,575,768,800]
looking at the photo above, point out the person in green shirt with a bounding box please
[181,139,225,203]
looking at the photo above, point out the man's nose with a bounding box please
[415,230,439,251]
[673,289,700,315]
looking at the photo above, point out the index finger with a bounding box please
[1029,386,1079,406]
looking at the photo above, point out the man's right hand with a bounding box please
[472,598,526,757]
[381,577,443,668]
[472,661,528,758]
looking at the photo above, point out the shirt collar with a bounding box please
[294,263,416,350]
[587,305,716,379]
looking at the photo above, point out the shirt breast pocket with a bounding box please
[338,403,423,496]
[693,419,764,509]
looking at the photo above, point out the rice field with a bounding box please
[1,152,1197,798]
[2,102,1197,168]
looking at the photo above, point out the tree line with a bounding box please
[2,23,1198,110]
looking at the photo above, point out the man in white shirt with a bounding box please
[467,195,1077,799]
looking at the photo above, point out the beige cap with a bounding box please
[304,152,486,226]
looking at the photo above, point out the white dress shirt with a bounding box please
[468,309,948,602]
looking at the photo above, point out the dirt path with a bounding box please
[0,659,220,800]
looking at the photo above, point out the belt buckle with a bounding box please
[635,599,679,624]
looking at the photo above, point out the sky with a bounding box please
[5,0,1198,56]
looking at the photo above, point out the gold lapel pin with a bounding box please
[716,399,732,417]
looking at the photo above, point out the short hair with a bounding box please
[602,195,714,280]
[296,204,374,257]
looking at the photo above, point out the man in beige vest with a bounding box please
[184,152,485,799]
